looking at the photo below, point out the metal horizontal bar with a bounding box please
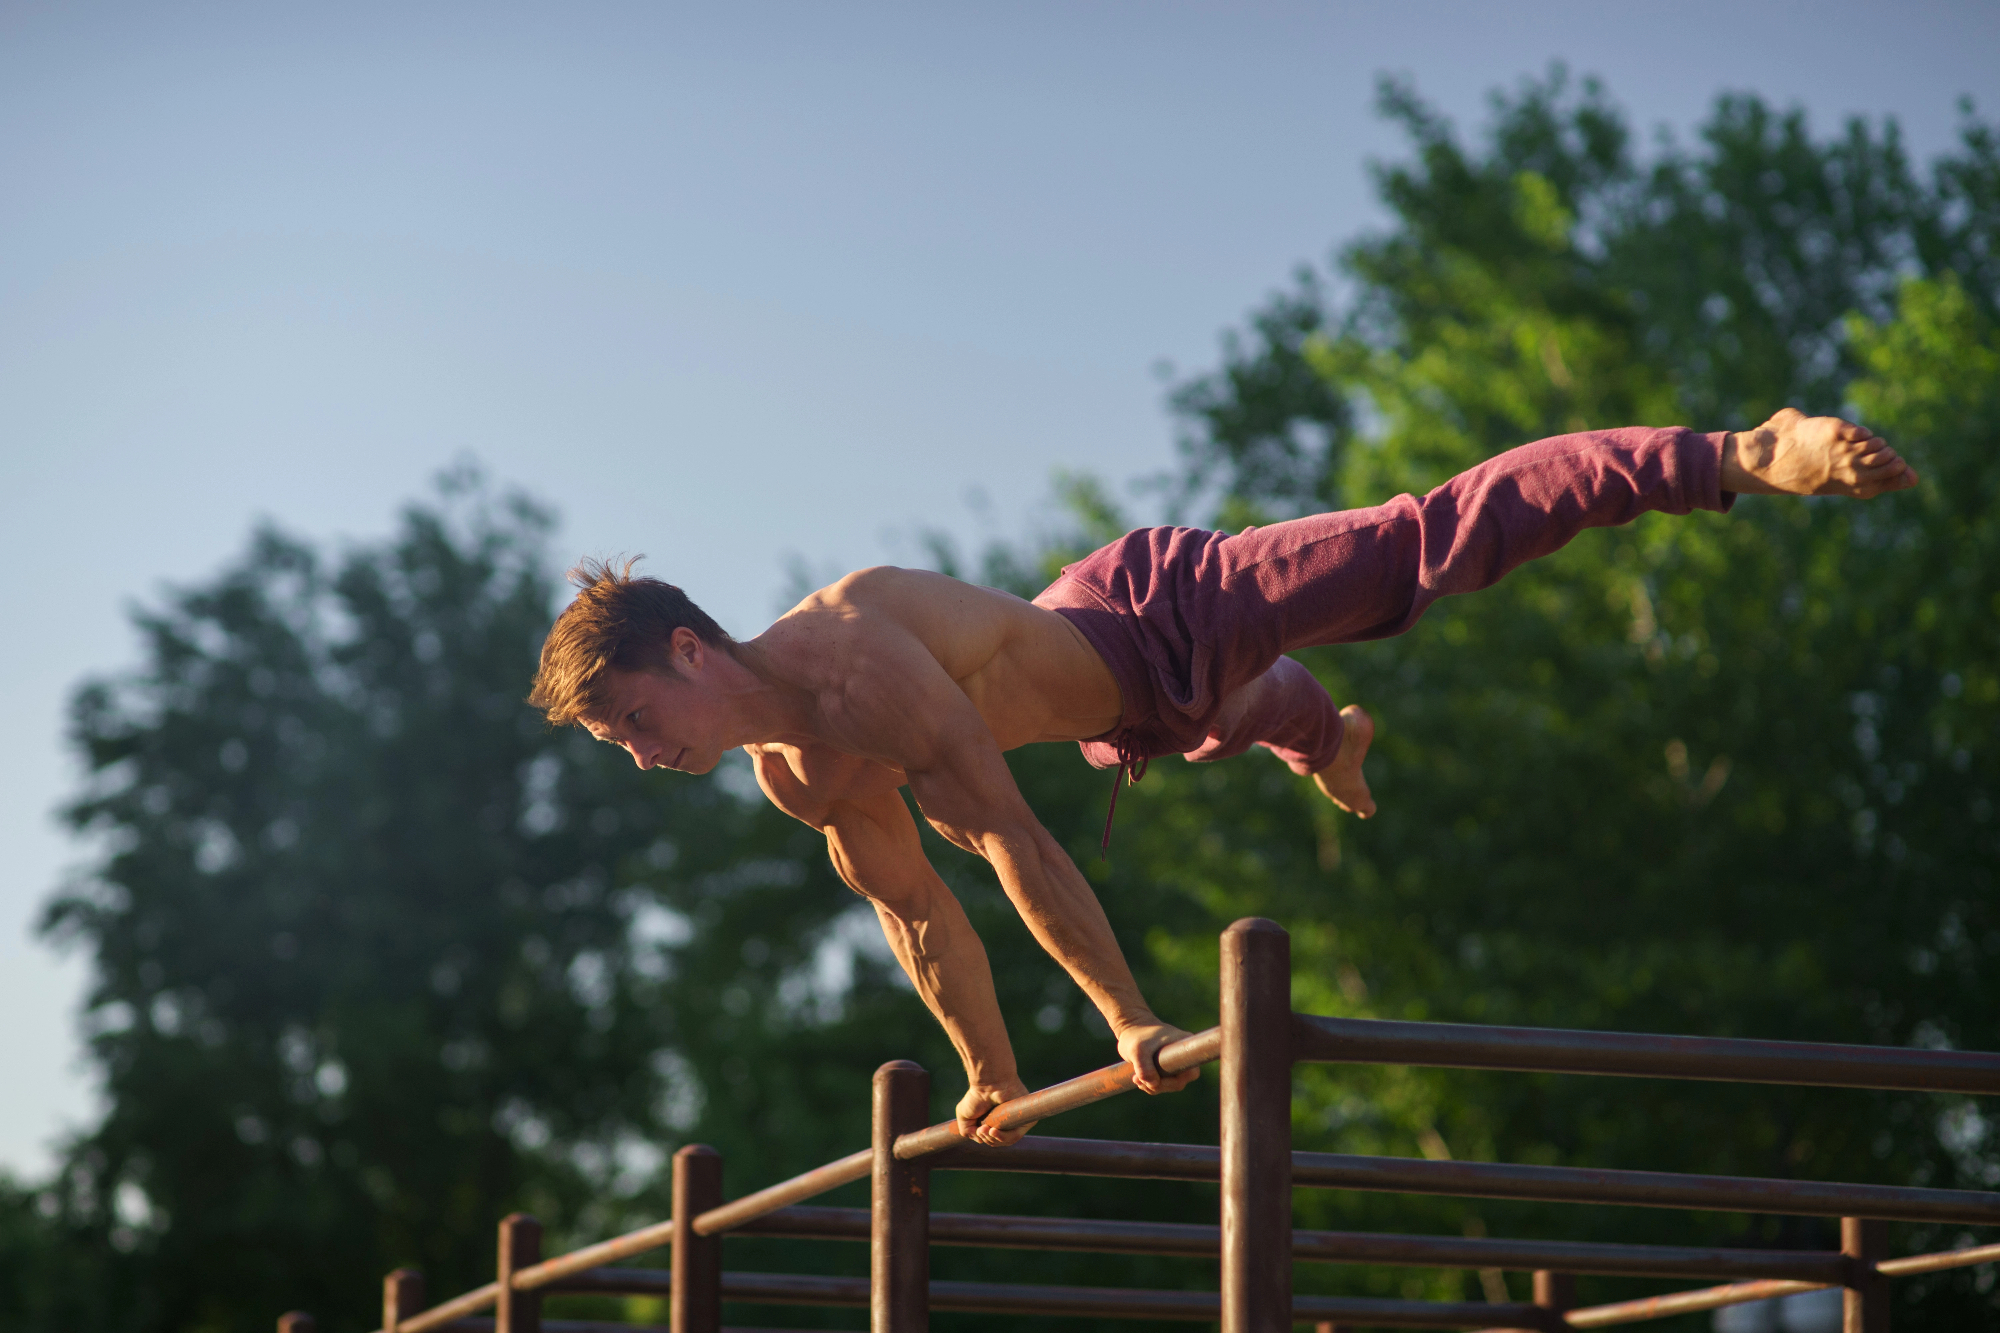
[935,1133,2000,1223]
[893,1027,1220,1161]
[721,1271,869,1305]
[693,1148,873,1236]
[1561,1278,1827,1329]
[392,1282,499,1333]
[511,1220,674,1291]
[713,1271,1555,1326]
[929,1134,1222,1179]
[397,1323,670,1333]
[1878,1239,2000,1276]
[546,1266,671,1296]
[1291,1148,2000,1224]
[1290,1230,1842,1282]
[732,1203,1845,1281]
[1297,1013,2000,1095]
[1295,1295,1558,1330]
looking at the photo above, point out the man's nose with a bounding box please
[627,741,656,770]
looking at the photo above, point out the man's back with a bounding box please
[763,566,1124,756]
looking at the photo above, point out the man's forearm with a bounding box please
[980,826,1159,1036]
[871,885,1020,1091]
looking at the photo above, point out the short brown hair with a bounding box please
[529,557,734,725]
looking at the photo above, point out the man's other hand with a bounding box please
[1723,407,1919,498]
[955,1077,1035,1146]
[1118,1021,1202,1095]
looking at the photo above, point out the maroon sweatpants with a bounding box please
[1031,426,1734,779]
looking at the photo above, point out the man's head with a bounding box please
[529,558,738,769]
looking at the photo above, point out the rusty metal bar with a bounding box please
[511,1217,675,1291]
[1534,1270,1575,1324]
[384,1268,425,1333]
[391,1322,816,1333]
[1843,1216,1890,1332]
[1291,1230,1843,1282]
[1878,1240,2000,1276]
[391,1283,501,1333]
[542,1267,671,1295]
[890,1027,1221,1161]
[692,1150,873,1236]
[672,1145,723,1333]
[278,1314,316,1333]
[872,1061,930,1333]
[1290,1148,2000,1224]
[1221,917,1293,1333]
[1295,1013,2000,1094]
[934,1132,2000,1224]
[927,1134,1221,1179]
[711,1270,1553,1326]
[1555,1278,1826,1328]
[570,1205,1850,1282]
[495,1215,541,1333]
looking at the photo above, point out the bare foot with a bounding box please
[1312,704,1376,818]
[1721,407,1919,498]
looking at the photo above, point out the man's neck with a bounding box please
[713,638,824,749]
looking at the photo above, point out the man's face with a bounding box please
[580,633,731,775]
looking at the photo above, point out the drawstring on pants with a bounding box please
[1100,743,1150,859]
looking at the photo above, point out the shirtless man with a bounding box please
[528,410,1916,1145]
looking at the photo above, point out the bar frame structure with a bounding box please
[290,918,2000,1333]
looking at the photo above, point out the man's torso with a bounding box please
[746,567,1122,814]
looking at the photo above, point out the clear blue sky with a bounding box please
[3,0,1995,1178]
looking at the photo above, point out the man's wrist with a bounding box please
[963,1060,1020,1090]
[1108,1006,1164,1037]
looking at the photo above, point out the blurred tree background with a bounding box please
[3,69,1996,1332]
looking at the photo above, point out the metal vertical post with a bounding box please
[383,1268,424,1333]
[872,1060,932,1333]
[1842,1216,1890,1333]
[496,1214,541,1333]
[1220,917,1292,1333]
[277,1314,315,1333]
[672,1144,724,1333]
[1535,1270,1576,1331]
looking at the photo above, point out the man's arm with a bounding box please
[826,789,1036,1145]
[751,749,1034,1144]
[851,676,1198,1102]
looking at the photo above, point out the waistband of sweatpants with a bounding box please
[1032,575,1158,748]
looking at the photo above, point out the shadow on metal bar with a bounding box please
[309,919,2000,1333]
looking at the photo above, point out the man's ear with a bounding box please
[670,626,705,672]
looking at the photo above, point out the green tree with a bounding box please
[36,471,746,1331]
[1149,70,2000,1321]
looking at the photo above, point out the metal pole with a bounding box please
[1535,1269,1575,1331]
[1842,1216,1889,1332]
[1221,917,1292,1333]
[873,1060,932,1333]
[496,1214,542,1333]
[276,1314,315,1333]
[673,1144,724,1333]
[382,1268,424,1333]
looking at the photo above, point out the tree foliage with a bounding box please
[1158,69,2000,1320]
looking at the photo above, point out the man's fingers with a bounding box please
[973,1121,1033,1146]
[1130,1048,1203,1095]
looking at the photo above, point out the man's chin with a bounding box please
[678,749,723,776]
